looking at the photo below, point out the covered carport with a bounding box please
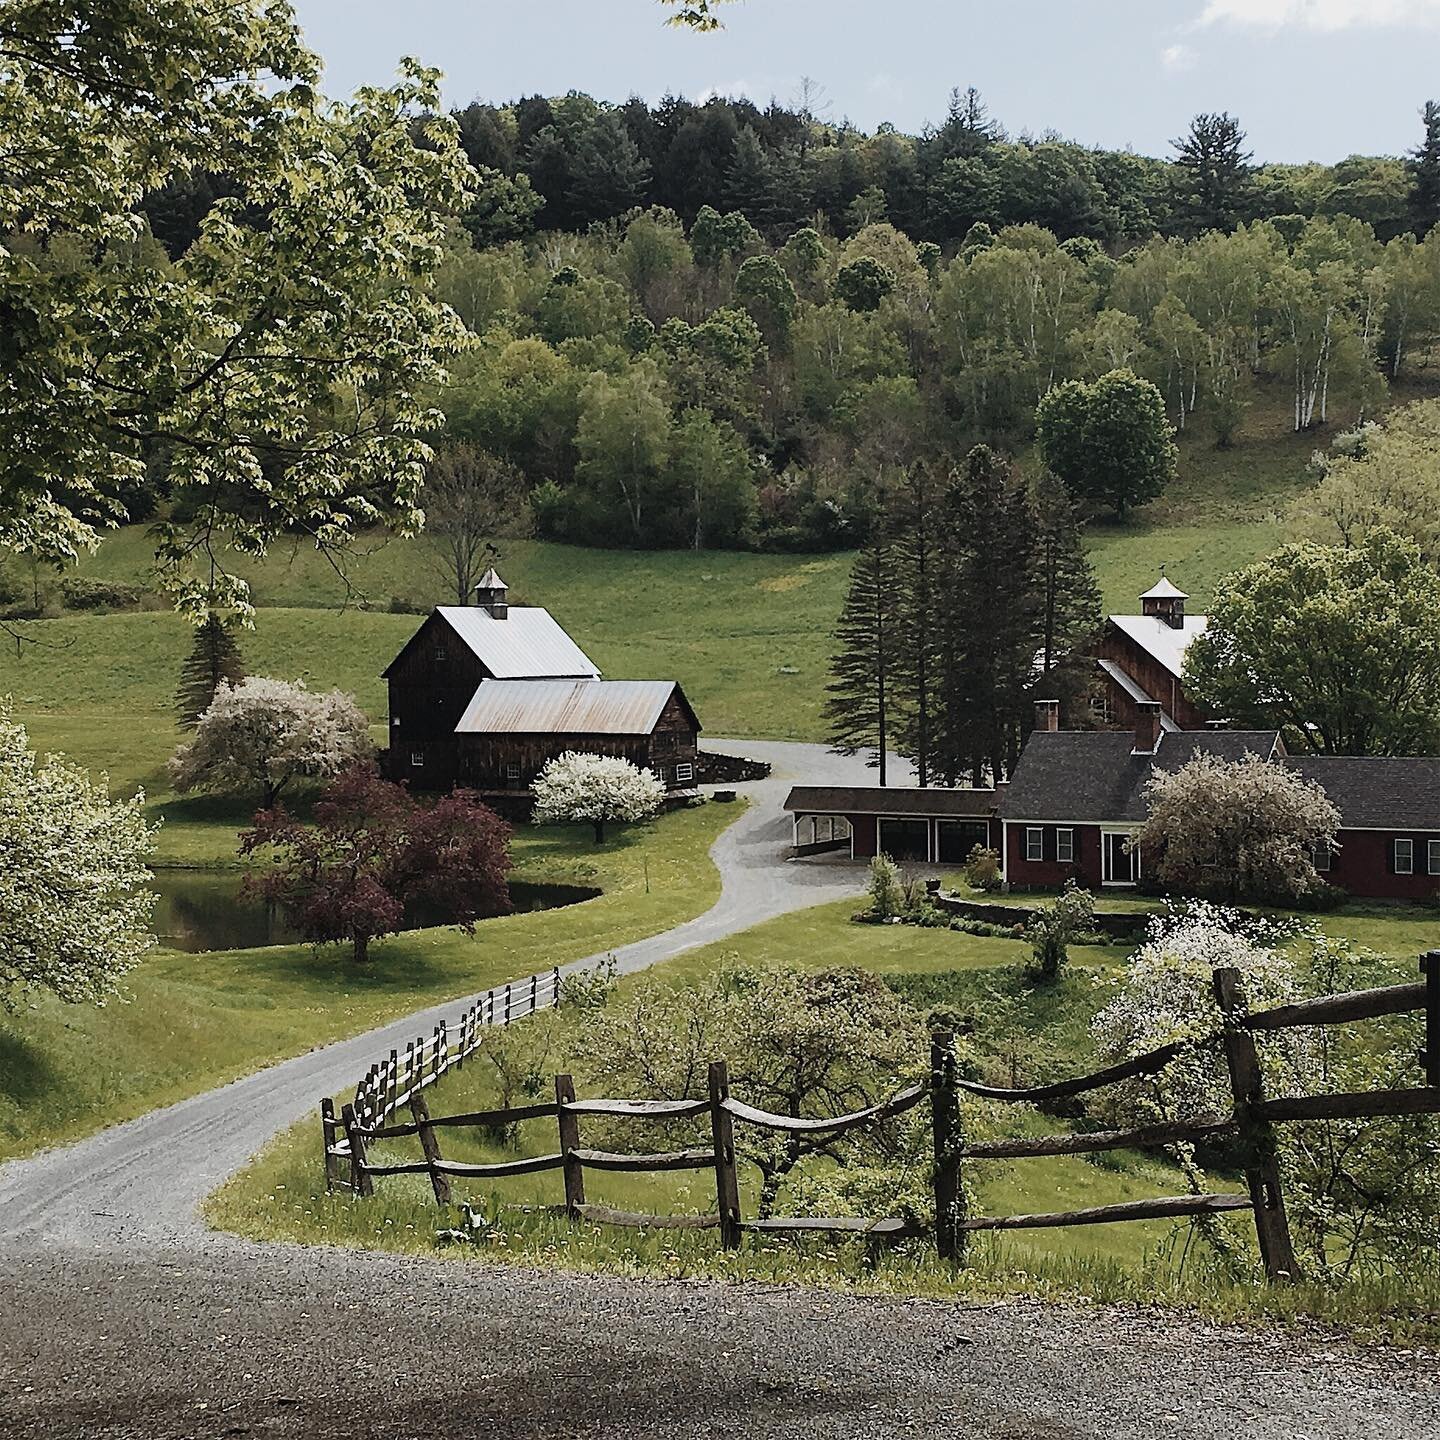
[782,785,1001,864]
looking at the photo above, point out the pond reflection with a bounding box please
[149,870,598,953]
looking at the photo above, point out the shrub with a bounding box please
[866,853,906,920]
[963,845,1004,892]
[1026,881,1096,982]
[60,576,144,611]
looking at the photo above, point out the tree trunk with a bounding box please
[353,932,371,964]
[592,819,606,844]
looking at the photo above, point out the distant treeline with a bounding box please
[143,90,1440,257]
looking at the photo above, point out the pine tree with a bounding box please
[931,447,1042,785]
[887,464,943,787]
[823,540,895,785]
[1171,112,1253,236]
[1032,470,1102,677]
[1410,100,1440,236]
[176,616,246,728]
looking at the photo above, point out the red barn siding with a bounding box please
[1093,624,1208,729]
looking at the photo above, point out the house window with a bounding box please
[410,749,425,768]
[505,763,522,784]
[1394,838,1414,875]
[1055,828,1075,864]
[1313,841,1333,873]
[1430,840,1440,876]
[675,762,694,785]
[1025,827,1044,863]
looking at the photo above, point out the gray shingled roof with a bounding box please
[1002,730,1283,822]
[783,785,998,818]
[1284,756,1440,831]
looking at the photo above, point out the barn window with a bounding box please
[1055,828,1074,864]
[1025,827,1044,863]
[410,750,425,768]
[1394,838,1414,875]
[675,762,694,785]
[505,763,522,783]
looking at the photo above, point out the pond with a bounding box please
[148,870,599,954]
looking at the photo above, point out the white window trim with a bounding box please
[1428,839,1440,876]
[1055,827,1074,864]
[504,762,522,782]
[1313,841,1333,874]
[675,762,694,784]
[1025,827,1044,863]
[409,749,425,768]
[1395,838,1415,876]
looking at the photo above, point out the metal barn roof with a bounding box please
[1106,613,1208,679]
[1140,574,1189,600]
[435,605,600,680]
[455,679,684,735]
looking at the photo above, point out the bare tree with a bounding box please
[423,444,530,604]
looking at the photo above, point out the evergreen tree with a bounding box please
[1031,470,1103,721]
[1170,112,1254,236]
[176,616,246,728]
[824,540,896,785]
[1410,100,1440,236]
[931,447,1041,785]
[886,465,943,787]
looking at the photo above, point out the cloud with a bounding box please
[1160,43,1196,72]
[1199,0,1440,30]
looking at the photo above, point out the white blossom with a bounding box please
[0,703,157,1007]
[531,751,666,842]
[168,677,372,807]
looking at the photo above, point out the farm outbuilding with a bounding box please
[783,785,1002,864]
[383,572,701,805]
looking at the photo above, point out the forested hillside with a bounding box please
[127,92,1440,556]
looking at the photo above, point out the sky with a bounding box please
[289,1,1440,164]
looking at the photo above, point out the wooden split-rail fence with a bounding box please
[322,954,1440,1280]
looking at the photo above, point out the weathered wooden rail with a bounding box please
[319,964,561,1192]
[321,953,1440,1280]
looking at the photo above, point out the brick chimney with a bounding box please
[473,567,508,619]
[1132,701,1162,755]
[1034,699,1060,733]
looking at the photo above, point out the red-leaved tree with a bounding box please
[241,767,513,963]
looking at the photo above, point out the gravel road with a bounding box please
[2,740,1437,1438]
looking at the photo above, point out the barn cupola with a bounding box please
[473,567,509,619]
[1140,568,1187,630]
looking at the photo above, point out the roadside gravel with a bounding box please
[3,1240,1437,1439]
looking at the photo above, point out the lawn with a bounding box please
[0,799,734,1161]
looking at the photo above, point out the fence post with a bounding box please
[504,983,512,1024]
[552,965,561,1008]
[340,1103,374,1197]
[555,1074,585,1217]
[437,1021,448,1078]
[1213,967,1298,1283]
[386,1049,399,1118]
[930,1031,966,1263]
[321,1098,341,1194]
[410,1091,452,1207]
[1423,951,1440,1087]
[708,1059,742,1250]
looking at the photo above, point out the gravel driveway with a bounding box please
[2,741,1437,1437]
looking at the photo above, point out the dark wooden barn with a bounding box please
[383,572,701,803]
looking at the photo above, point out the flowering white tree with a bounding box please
[1134,750,1340,904]
[531,751,666,843]
[168,677,372,809]
[0,704,156,1007]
